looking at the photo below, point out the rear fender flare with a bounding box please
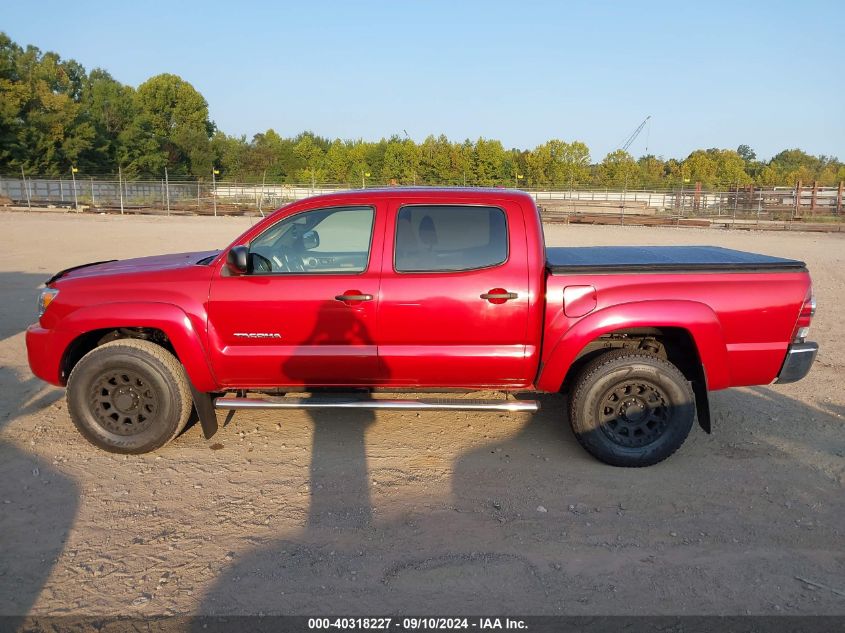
[58,302,218,392]
[536,300,730,392]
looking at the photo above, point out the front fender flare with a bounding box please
[536,300,730,393]
[58,302,219,392]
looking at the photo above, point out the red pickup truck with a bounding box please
[26,189,818,466]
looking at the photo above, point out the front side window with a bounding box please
[394,205,508,272]
[249,206,374,274]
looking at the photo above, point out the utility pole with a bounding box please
[621,171,628,226]
[118,165,125,215]
[20,165,31,210]
[258,170,266,217]
[164,166,171,215]
[212,168,219,217]
[71,166,79,212]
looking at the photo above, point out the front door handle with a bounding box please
[480,290,518,302]
[335,292,373,302]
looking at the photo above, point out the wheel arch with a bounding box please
[536,300,727,431]
[57,302,218,392]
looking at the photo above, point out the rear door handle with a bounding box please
[335,293,373,302]
[480,291,518,301]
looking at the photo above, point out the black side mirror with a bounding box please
[227,245,249,274]
[303,230,320,250]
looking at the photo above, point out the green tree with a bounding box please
[211,131,249,180]
[637,155,666,189]
[382,137,420,184]
[736,144,756,162]
[596,150,639,188]
[4,31,845,191]
[246,129,297,180]
[324,139,351,184]
[418,134,452,184]
[117,114,167,176]
[134,73,214,176]
[525,142,552,187]
[766,149,827,185]
[80,69,136,172]
[472,138,506,186]
[818,161,845,186]
[681,150,718,187]
[1,38,94,175]
[450,140,474,185]
[293,133,325,185]
[712,149,752,186]
[0,34,28,168]
[548,140,590,187]
[347,141,371,187]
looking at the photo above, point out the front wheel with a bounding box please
[66,339,192,454]
[568,350,696,467]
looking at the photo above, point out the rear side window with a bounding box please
[394,205,508,272]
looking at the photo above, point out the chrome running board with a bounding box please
[214,396,539,413]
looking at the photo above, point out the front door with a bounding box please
[377,200,531,388]
[207,204,383,387]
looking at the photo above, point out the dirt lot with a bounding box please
[0,210,843,618]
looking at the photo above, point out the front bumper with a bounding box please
[775,342,818,384]
[26,324,78,386]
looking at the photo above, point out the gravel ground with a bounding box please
[0,210,843,617]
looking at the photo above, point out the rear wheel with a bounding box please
[568,350,695,467]
[67,339,192,454]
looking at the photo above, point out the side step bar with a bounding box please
[214,396,539,413]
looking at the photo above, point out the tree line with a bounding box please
[2,32,843,190]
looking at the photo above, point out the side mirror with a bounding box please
[227,245,249,274]
[303,230,320,250]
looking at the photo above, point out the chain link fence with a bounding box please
[1,176,842,223]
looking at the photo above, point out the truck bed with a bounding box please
[546,245,806,274]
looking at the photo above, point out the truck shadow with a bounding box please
[712,385,845,483]
[194,377,845,616]
[280,299,377,530]
[193,292,845,615]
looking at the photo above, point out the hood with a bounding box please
[48,250,220,285]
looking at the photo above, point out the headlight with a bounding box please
[37,288,59,317]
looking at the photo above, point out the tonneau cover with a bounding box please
[546,245,806,274]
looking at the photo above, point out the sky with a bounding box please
[4,0,844,161]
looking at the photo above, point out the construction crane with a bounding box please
[619,115,651,153]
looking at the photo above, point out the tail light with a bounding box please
[791,287,816,343]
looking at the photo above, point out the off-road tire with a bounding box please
[569,349,695,467]
[67,339,192,454]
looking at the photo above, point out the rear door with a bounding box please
[376,199,531,388]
